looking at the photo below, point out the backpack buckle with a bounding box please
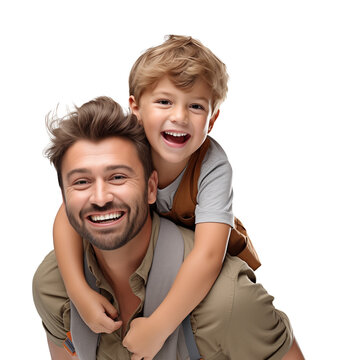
[63,331,77,356]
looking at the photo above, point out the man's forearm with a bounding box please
[282,339,305,360]
[47,337,79,360]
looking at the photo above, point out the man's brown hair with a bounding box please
[129,35,229,115]
[45,96,153,189]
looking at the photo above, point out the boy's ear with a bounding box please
[147,170,158,204]
[129,96,142,123]
[208,109,220,133]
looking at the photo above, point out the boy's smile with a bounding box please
[161,130,191,147]
[130,76,219,180]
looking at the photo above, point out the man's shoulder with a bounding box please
[152,212,195,256]
[154,214,250,280]
[177,224,195,257]
[168,217,251,282]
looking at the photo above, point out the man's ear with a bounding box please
[147,170,158,204]
[208,109,220,133]
[129,96,142,124]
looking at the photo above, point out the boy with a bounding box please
[53,35,260,358]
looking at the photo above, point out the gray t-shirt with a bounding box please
[156,136,234,227]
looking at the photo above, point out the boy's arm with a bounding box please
[53,204,87,303]
[54,204,122,333]
[123,222,230,358]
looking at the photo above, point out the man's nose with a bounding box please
[89,179,113,207]
[170,105,188,125]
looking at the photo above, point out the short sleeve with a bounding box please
[195,137,234,227]
[227,264,294,359]
[32,250,70,347]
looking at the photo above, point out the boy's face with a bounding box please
[130,76,219,169]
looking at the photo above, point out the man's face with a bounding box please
[61,137,157,250]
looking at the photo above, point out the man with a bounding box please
[33,96,304,359]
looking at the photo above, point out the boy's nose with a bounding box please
[90,180,113,207]
[170,106,188,125]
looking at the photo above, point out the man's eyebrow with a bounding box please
[66,165,136,180]
[66,168,90,181]
[105,165,136,174]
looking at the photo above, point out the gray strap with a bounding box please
[144,217,185,360]
[70,217,201,360]
[182,316,201,360]
[144,217,201,360]
[70,255,99,360]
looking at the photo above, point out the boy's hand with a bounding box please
[122,317,168,360]
[76,289,122,334]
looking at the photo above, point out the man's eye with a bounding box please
[74,179,88,185]
[109,175,127,183]
[72,179,90,189]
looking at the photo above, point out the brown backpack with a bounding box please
[160,137,261,270]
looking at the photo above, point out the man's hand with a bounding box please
[122,317,168,360]
[76,288,122,333]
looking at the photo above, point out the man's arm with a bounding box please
[47,338,79,360]
[282,339,305,360]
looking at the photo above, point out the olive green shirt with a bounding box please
[33,213,293,359]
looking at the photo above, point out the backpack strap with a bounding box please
[69,217,202,359]
[160,137,261,270]
[161,137,211,229]
[69,254,100,360]
[144,217,202,360]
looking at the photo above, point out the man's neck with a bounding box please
[93,213,152,330]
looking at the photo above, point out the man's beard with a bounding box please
[65,188,149,250]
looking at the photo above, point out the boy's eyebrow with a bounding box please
[153,91,209,103]
[152,91,173,97]
[192,96,210,103]
[66,165,135,180]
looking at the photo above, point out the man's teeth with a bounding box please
[90,212,122,222]
[164,131,187,137]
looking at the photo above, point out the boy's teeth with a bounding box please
[165,131,187,137]
[90,212,122,222]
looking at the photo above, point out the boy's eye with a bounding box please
[156,99,171,105]
[190,104,205,111]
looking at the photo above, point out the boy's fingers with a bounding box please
[104,305,119,320]
[100,318,123,334]
[102,298,119,319]
[130,354,143,360]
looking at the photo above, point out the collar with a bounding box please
[83,212,161,298]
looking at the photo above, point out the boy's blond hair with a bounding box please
[129,35,229,115]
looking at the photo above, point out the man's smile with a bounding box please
[86,211,126,227]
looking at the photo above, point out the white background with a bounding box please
[1,1,337,359]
